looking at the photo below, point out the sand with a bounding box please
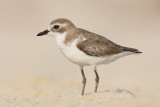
[0,0,160,107]
[0,75,159,107]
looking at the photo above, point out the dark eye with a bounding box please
[53,25,59,29]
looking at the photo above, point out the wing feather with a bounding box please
[76,29,123,57]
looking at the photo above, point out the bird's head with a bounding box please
[37,18,76,37]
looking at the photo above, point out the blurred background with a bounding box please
[0,0,160,106]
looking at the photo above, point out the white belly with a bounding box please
[54,32,132,66]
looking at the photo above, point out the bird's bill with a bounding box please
[37,29,49,36]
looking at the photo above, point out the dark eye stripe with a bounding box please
[54,25,59,29]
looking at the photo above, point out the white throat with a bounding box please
[48,32,67,47]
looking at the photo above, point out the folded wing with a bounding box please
[76,31,123,57]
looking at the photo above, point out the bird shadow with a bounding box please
[84,88,135,97]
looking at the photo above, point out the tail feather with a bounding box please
[122,47,142,53]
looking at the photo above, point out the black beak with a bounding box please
[37,29,49,36]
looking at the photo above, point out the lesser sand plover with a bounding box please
[37,18,142,95]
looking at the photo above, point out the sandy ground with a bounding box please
[0,74,159,107]
[0,0,160,107]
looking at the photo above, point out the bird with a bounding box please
[37,18,142,96]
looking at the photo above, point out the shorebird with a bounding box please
[37,18,142,95]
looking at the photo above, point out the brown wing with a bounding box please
[76,29,123,57]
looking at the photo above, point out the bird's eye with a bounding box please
[53,25,59,29]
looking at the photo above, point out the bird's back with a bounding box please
[76,28,141,57]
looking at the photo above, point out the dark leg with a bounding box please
[94,67,99,92]
[80,66,86,96]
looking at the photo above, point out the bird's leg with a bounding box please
[80,66,86,96]
[94,67,99,92]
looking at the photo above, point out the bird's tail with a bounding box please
[122,46,142,53]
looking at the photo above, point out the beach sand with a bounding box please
[0,74,159,107]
